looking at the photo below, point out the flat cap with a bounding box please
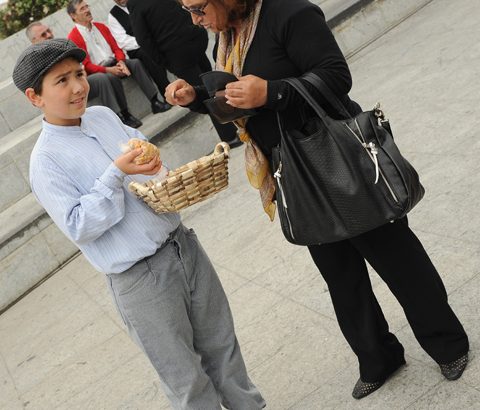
[12,38,86,93]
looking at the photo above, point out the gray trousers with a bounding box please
[88,58,158,114]
[87,73,122,113]
[107,224,265,410]
[123,58,158,101]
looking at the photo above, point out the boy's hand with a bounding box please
[115,148,162,175]
[165,79,196,106]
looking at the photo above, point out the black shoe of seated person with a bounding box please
[118,111,143,129]
[151,99,172,114]
[352,358,406,400]
[439,353,468,381]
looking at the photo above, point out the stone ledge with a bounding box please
[0,193,44,247]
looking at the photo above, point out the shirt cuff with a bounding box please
[98,162,126,189]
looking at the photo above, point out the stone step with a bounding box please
[0,103,189,214]
[0,75,173,139]
[0,105,191,313]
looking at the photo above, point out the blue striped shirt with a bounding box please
[30,106,180,273]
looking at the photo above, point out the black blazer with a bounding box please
[127,0,206,63]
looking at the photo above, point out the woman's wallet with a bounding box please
[200,71,257,124]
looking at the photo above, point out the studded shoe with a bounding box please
[439,353,468,381]
[352,379,383,399]
[352,358,406,399]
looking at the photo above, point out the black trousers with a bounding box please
[308,217,469,382]
[128,47,170,97]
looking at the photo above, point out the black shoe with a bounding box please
[119,112,143,128]
[225,137,243,149]
[352,379,383,400]
[439,353,468,381]
[352,359,406,400]
[151,100,172,114]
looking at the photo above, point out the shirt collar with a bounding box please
[42,117,91,137]
[76,23,94,34]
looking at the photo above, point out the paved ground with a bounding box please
[1,0,480,408]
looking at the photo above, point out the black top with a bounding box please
[127,0,207,62]
[109,5,133,37]
[191,0,361,156]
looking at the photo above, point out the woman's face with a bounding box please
[182,0,222,33]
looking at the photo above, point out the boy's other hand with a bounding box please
[115,148,162,175]
[165,79,196,106]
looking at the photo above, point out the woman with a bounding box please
[166,0,469,400]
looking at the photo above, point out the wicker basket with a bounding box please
[129,142,231,213]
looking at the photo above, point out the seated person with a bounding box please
[26,21,143,128]
[108,0,172,100]
[66,0,171,128]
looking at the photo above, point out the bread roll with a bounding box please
[125,138,160,165]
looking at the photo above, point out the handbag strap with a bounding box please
[301,72,352,119]
[282,77,331,122]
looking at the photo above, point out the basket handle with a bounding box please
[214,141,231,157]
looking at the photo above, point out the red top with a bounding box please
[67,22,126,74]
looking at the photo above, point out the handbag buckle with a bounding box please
[374,102,388,126]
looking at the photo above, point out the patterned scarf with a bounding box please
[215,0,276,221]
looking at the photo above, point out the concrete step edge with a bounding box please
[0,192,44,247]
[0,106,190,248]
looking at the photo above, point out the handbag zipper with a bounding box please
[273,161,296,240]
[344,121,399,203]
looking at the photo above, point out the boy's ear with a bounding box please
[25,88,43,108]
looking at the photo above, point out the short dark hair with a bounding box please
[66,0,82,16]
[32,73,45,95]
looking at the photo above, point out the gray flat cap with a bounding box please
[12,38,86,93]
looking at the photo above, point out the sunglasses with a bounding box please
[182,1,209,16]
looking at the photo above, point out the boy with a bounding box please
[13,39,265,410]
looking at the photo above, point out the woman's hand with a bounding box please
[225,75,267,109]
[114,149,162,175]
[165,79,196,106]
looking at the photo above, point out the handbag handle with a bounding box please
[282,77,333,122]
[301,72,352,119]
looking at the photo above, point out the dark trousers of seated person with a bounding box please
[88,58,158,115]
[128,47,170,97]
[119,58,158,101]
[164,40,238,144]
[87,73,122,113]
[308,217,469,383]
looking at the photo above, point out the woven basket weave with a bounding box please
[129,142,231,213]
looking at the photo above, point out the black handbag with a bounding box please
[271,73,424,245]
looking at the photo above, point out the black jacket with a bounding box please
[191,0,361,156]
[127,0,207,64]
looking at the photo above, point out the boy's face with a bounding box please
[26,58,89,126]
